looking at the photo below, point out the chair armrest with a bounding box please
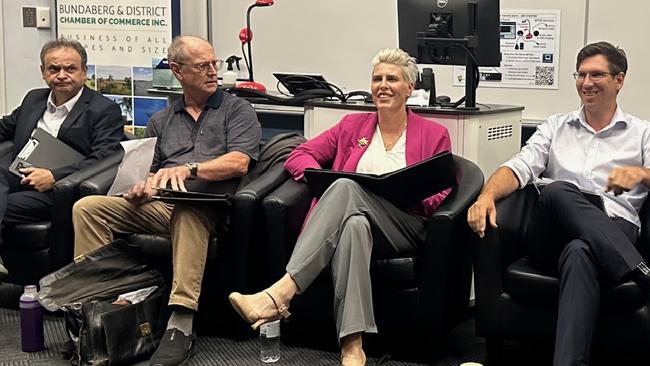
[225,163,290,291]
[54,150,124,195]
[0,141,12,158]
[234,162,290,202]
[262,178,312,280]
[419,156,483,334]
[431,156,484,221]
[77,150,124,197]
[472,184,539,337]
[47,150,124,271]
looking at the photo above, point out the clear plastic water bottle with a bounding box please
[20,285,44,352]
[259,319,281,363]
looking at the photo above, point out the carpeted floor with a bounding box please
[0,284,485,366]
[2,283,645,366]
[0,308,487,366]
[0,307,489,366]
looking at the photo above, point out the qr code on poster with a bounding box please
[535,66,554,86]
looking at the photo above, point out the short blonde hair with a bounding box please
[372,48,418,85]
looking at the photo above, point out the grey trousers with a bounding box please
[286,178,427,341]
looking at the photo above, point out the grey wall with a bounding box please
[3,1,649,122]
[1,0,57,113]
[210,0,649,123]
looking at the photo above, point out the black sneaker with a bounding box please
[149,329,195,366]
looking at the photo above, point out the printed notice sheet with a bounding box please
[453,9,561,90]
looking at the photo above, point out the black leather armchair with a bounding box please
[261,155,484,360]
[78,158,291,334]
[1,141,124,285]
[473,184,650,364]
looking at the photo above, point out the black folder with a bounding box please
[303,151,456,208]
[152,189,232,205]
[9,128,84,177]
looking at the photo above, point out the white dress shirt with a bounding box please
[36,88,84,137]
[356,124,407,175]
[502,106,650,227]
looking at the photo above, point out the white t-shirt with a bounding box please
[356,124,407,174]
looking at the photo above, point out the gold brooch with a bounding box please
[358,137,369,147]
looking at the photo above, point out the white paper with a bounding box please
[116,286,158,305]
[453,9,561,90]
[107,137,157,196]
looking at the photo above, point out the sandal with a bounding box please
[228,290,291,330]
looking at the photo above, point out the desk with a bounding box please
[147,88,305,140]
[304,100,524,176]
[146,89,524,175]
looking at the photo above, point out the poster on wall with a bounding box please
[453,9,561,90]
[58,0,179,136]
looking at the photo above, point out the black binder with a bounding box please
[303,151,456,208]
[9,128,84,177]
[152,187,232,205]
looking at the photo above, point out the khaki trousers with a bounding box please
[73,196,218,311]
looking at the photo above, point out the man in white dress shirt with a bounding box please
[468,41,650,366]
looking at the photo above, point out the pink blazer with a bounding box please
[285,110,452,217]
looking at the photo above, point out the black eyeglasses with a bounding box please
[572,71,613,80]
[176,59,223,73]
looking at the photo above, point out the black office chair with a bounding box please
[260,155,484,361]
[473,184,650,364]
[0,140,124,285]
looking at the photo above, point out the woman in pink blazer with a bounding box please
[230,48,451,365]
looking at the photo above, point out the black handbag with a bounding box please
[38,239,170,366]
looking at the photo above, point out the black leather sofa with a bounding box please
[0,140,124,285]
[260,155,484,360]
[473,184,650,364]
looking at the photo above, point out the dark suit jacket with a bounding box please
[0,86,124,180]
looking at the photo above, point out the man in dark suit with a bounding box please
[0,38,124,277]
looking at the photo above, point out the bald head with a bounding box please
[167,35,214,63]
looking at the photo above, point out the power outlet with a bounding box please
[22,7,37,27]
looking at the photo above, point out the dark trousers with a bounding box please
[526,181,642,366]
[0,161,54,248]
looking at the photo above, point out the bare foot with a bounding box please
[341,351,366,366]
[341,333,365,366]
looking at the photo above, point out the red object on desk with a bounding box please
[237,81,267,93]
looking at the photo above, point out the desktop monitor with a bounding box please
[397,0,501,66]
